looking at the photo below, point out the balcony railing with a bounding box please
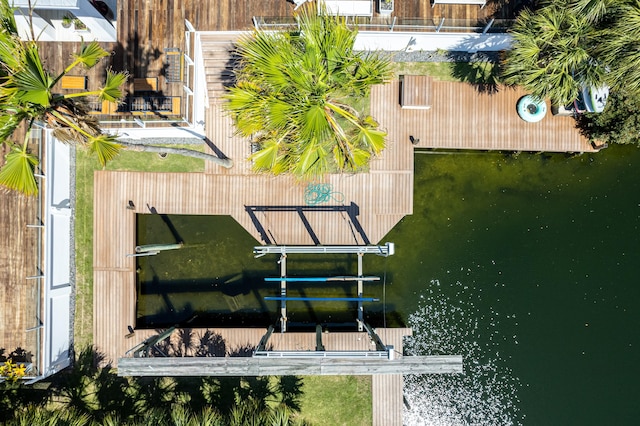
[87,95,182,116]
[253,16,514,33]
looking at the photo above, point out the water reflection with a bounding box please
[404,279,523,426]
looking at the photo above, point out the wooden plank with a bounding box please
[117,355,463,376]
[400,75,432,109]
[133,77,158,92]
[373,374,403,426]
[0,146,40,364]
[60,75,87,90]
[371,80,594,153]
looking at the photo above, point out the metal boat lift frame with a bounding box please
[256,244,394,332]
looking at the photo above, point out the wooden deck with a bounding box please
[372,80,594,153]
[0,136,41,369]
[93,90,414,363]
[0,188,40,364]
[35,0,523,121]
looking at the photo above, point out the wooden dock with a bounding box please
[93,70,416,364]
[116,327,420,426]
[373,80,594,153]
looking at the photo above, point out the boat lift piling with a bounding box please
[279,254,287,332]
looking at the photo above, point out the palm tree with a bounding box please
[596,0,640,96]
[501,1,608,105]
[0,0,231,195]
[0,1,126,195]
[224,4,392,178]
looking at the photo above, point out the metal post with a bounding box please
[357,253,364,331]
[363,322,388,352]
[279,254,287,332]
[436,17,445,33]
[256,325,274,352]
[315,325,325,351]
[389,16,396,31]
[482,18,494,35]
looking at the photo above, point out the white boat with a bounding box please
[582,85,609,113]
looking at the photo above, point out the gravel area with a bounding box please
[118,137,203,146]
[392,50,500,63]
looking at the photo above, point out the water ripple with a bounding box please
[404,279,523,426]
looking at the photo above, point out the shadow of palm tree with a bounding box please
[229,343,256,357]
[128,376,176,415]
[50,346,135,422]
[3,343,308,424]
[195,330,227,357]
[277,376,304,411]
[448,59,502,94]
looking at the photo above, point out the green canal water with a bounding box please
[136,144,640,425]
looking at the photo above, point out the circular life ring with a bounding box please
[517,95,547,123]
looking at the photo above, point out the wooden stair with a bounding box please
[199,33,241,103]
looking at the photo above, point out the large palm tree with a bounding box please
[0,0,127,195]
[501,0,608,105]
[596,0,640,95]
[0,0,232,195]
[224,4,392,178]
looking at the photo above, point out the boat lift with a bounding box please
[258,244,394,332]
[253,242,394,258]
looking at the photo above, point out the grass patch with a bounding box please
[393,61,500,85]
[299,376,372,426]
[73,146,204,348]
[394,61,458,81]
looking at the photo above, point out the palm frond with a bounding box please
[87,134,121,167]
[72,40,110,70]
[0,144,39,195]
[226,3,389,178]
[0,109,26,142]
[249,138,285,173]
[98,69,127,102]
[0,31,20,71]
[13,42,52,107]
[502,3,607,104]
[0,0,17,36]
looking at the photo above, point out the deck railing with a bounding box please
[253,16,514,33]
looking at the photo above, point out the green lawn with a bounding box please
[393,61,500,84]
[299,376,372,426]
[73,146,204,348]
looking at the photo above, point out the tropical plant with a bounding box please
[73,18,87,31]
[379,0,394,11]
[0,0,126,195]
[595,0,640,96]
[501,1,608,105]
[577,89,640,145]
[0,0,232,195]
[224,3,392,178]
